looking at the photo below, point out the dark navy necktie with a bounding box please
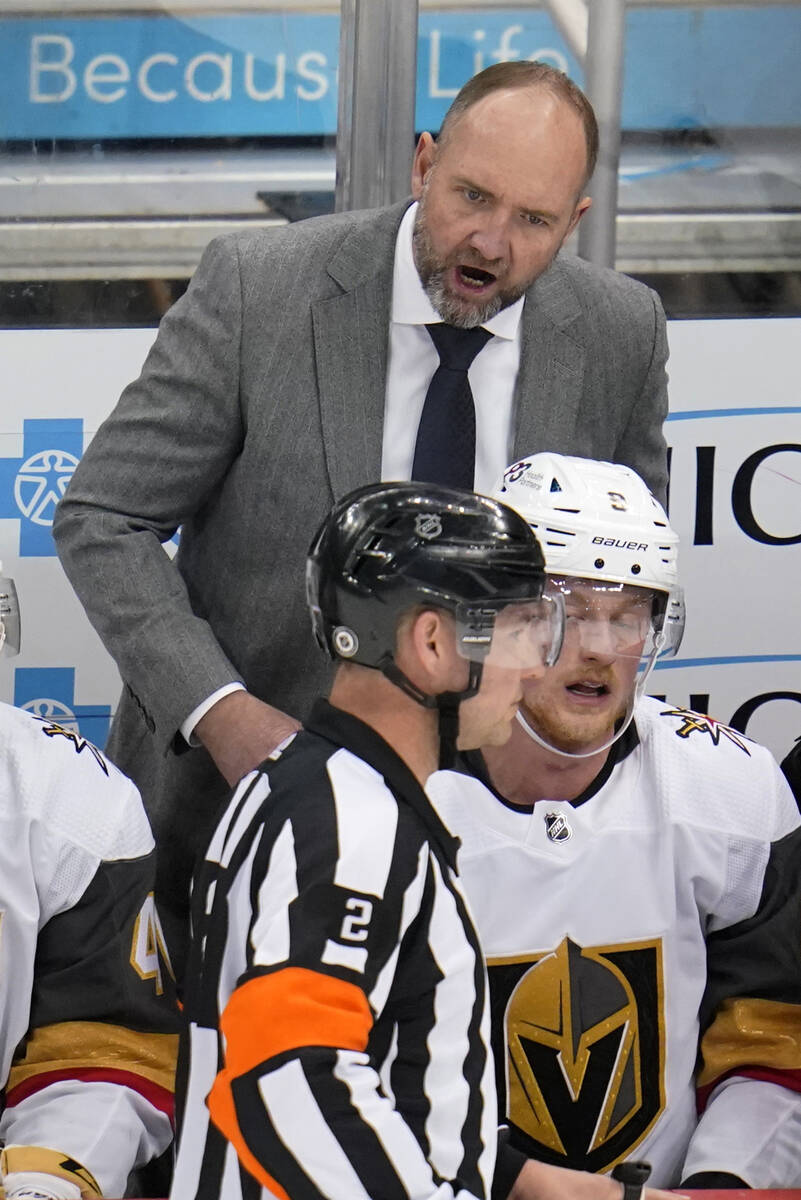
[411,323,494,489]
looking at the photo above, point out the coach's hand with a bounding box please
[196,690,301,786]
[506,1160,683,1200]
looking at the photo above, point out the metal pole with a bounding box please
[335,0,419,213]
[542,0,587,66]
[578,0,626,268]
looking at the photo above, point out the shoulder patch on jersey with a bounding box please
[33,718,110,775]
[658,707,751,755]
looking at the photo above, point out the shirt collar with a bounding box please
[392,201,524,341]
[306,698,461,869]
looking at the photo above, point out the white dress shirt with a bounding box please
[184,202,525,744]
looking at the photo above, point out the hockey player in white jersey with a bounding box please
[0,568,179,1199]
[428,455,801,1195]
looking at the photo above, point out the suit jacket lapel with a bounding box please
[312,202,410,499]
[512,257,586,460]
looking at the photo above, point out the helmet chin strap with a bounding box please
[513,628,661,758]
[515,639,662,760]
[377,656,484,770]
[434,693,463,770]
[514,704,635,760]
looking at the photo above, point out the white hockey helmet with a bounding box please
[0,563,20,657]
[495,454,678,589]
[493,454,684,758]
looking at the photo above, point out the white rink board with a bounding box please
[0,318,799,762]
[657,318,801,762]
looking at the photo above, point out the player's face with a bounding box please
[457,598,555,748]
[458,659,531,750]
[520,580,655,755]
[411,87,590,328]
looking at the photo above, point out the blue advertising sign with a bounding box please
[0,5,799,141]
[0,13,338,139]
[0,419,83,558]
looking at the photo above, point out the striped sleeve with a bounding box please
[204,750,485,1200]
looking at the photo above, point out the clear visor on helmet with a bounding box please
[454,592,565,672]
[514,578,684,760]
[549,577,682,663]
[0,575,20,657]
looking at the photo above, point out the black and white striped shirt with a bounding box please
[172,700,496,1200]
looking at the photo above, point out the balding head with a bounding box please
[438,61,598,191]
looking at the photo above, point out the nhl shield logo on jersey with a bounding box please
[488,937,665,1173]
[544,811,572,842]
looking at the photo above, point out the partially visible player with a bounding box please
[428,456,801,1193]
[0,565,179,1200]
[781,737,801,808]
[171,482,565,1200]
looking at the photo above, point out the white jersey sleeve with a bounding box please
[0,703,179,1198]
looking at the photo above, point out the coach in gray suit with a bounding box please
[54,62,668,953]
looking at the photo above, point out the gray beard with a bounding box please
[420,270,504,328]
[412,199,528,328]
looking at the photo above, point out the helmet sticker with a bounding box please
[503,460,532,484]
[414,513,443,541]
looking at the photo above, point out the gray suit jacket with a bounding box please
[54,200,668,918]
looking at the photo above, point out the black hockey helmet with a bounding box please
[306,482,563,765]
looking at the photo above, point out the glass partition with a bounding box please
[414,0,801,318]
[2,0,798,322]
[0,0,340,324]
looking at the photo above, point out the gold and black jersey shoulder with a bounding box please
[8,850,179,1118]
[699,822,801,1104]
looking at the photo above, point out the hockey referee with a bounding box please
[171,481,564,1200]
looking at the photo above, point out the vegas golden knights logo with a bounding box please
[488,937,665,1173]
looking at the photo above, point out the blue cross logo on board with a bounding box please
[0,418,83,556]
[14,666,111,748]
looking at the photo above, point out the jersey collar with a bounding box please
[459,717,641,812]
[307,699,461,869]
